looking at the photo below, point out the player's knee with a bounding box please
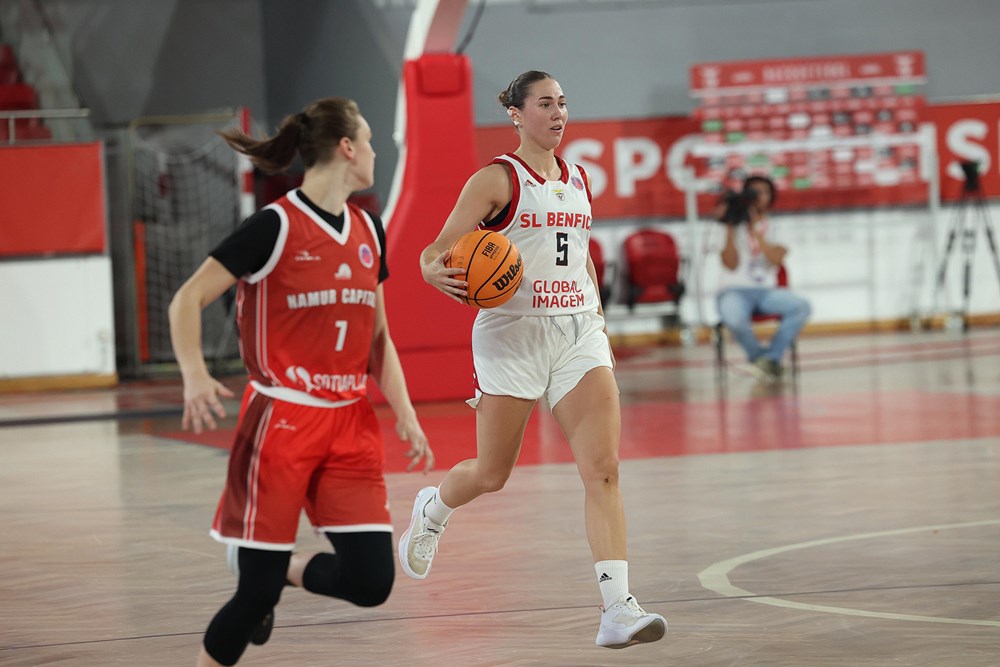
[579,453,620,486]
[350,566,394,607]
[237,583,283,613]
[477,468,512,493]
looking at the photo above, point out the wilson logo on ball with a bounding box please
[492,255,522,291]
[446,230,523,308]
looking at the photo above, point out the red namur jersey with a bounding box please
[236,190,381,403]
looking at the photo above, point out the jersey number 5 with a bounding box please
[556,232,568,266]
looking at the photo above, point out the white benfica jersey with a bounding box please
[481,153,598,317]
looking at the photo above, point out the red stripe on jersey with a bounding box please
[578,164,594,203]
[215,391,273,540]
[484,159,520,232]
[556,156,570,183]
[244,399,272,540]
[502,152,570,184]
[504,152,547,185]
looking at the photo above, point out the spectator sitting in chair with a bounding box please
[716,175,811,382]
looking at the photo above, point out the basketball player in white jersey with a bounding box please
[169,98,434,667]
[398,71,667,649]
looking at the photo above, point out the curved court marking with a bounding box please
[698,519,1000,627]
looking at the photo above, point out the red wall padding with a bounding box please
[0,142,107,256]
[380,54,481,403]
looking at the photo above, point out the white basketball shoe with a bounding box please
[596,595,667,649]
[398,486,447,579]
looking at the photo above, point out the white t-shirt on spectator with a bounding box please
[717,216,779,290]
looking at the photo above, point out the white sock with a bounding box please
[595,560,630,609]
[423,487,454,526]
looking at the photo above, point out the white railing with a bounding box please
[0,107,90,144]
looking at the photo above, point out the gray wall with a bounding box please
[456,0,1000,125]
[25,0,1000,206]
[260,0,406,209]
[40,0,266,125]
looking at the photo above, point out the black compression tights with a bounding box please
[203,532,394,665]
[302,531,395,607]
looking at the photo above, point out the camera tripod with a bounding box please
[932,167,1000,331]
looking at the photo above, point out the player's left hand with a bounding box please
[397,415,434,474]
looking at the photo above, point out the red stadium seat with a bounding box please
[0,83,38,110]
[622,228,685,308]
[0,64,19,86]
[0,44,16,69]
[589,237,612,304]
[714,265,799,379]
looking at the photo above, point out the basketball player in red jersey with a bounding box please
[398,72,667,649]
[169,97,434,667]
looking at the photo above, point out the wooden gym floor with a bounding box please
[1,330,998,666]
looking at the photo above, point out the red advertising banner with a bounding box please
[0,142,107,256]
[927,101,1000,201]
[690,51,926,94]
[477,117,700,219]
[475,100,999,220]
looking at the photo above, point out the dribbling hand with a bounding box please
[421,249,467,303]
[182,373,235,433]
[396,415,434,474]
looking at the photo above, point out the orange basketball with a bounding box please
[446,230,523,308]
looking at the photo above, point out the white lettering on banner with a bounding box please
[762,63,851,84]
[666,133,714,193]
[614,137,662,197]
[566,132,713,207]
[563,138,607,197]
[480,100,1000,216]
[945,119,992,182]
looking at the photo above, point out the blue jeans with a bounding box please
[717,287,811,363]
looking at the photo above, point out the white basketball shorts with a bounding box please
[469,309,614,410]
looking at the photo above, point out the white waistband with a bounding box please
[250,381,362,409]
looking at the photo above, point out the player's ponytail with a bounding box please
[220,97,361,174]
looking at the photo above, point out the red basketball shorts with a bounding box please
[210,386,390,550]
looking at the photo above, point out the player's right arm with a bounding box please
[420,164,512,302]
[168,258,238,433]
[168,210,278,432]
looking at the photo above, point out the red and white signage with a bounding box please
[929,101,1000,201]
[691,51,926,95]
[475,100,1000,219]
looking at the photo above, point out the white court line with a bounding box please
[698,519,1000,627]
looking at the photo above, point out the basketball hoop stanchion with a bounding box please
[904,124,941,331]
[929,160,1000,332]
[237,106,255,220]
[682,168,712,336]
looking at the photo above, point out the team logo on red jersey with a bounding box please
[571,175,584,191]
[335,263,352,280]
[273,418,298,431]
[359,244,374,269]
